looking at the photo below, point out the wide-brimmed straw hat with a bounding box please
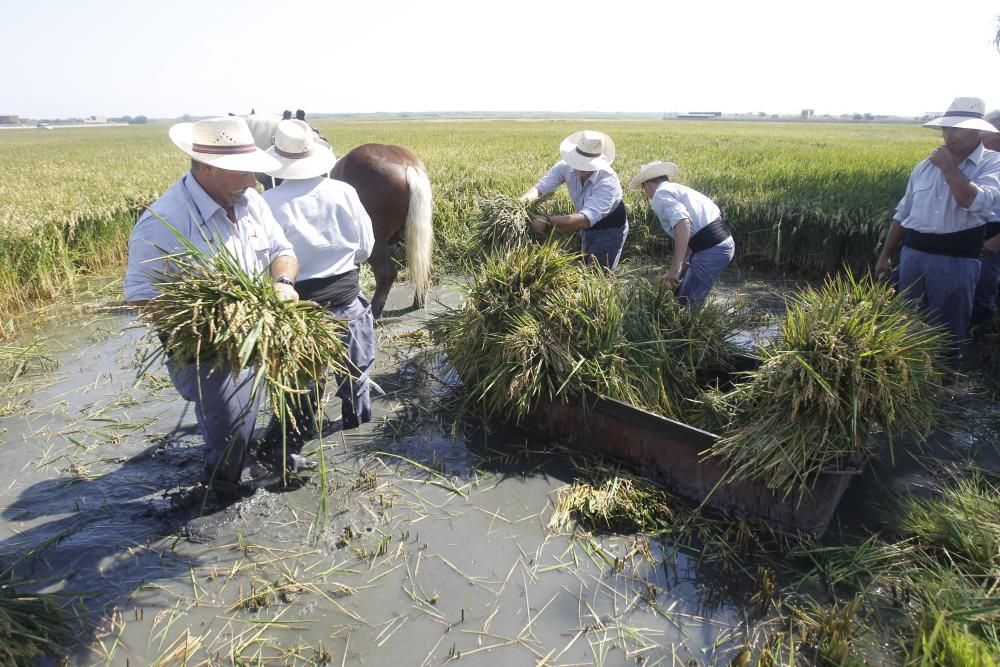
[560,130,616,171]
[629,161,680,190]
[169,116,281,172]
[923,97,998,133]
[264,120,337,179]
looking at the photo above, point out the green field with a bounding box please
[0,120,939,338]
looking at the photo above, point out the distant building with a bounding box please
[801,109,814,119]
[83,115,107,124]
[676,111,722,120]
[0,115,19,125]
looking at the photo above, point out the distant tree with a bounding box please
[129,115,148,124]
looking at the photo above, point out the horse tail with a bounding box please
[404,165,433,305]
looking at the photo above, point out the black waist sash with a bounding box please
[689,219,733,253]
[903,227,985,259]
[987,221,1000,240]
[296,269,360,309]
[589,200,628,230]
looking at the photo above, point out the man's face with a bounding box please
[941,127,981,159]
[196,164,256,209]
[982,126,1000,151]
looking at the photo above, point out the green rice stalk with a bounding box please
[471,192,556,257]
[0,575,68,666]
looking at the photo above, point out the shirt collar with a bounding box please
[182,171,249,223]
[965,142,986,167]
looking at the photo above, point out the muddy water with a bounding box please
[0,277,996,666]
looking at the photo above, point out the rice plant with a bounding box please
[705,272,947,498]
[0,572,68,667]
[549,473,674,534]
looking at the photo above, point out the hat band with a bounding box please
[945,110,984,119]
[576,147,602,158]
[192,142,257,155]
[276,146,314,160]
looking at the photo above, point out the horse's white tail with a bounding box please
[404,166,433,306]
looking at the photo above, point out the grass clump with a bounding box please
[705,272,947,498]
[549,474,674,534]
[0,573,68,667]
[139,230,347,430]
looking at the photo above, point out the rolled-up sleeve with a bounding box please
[578,177,619,226]
[652,191,691,231]
[535,162,567,196]
[966,171,1000,215]
[257,199,296,263]
[893,170,918,223]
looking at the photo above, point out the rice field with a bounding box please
[0,119,939,340]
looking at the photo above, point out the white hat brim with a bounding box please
[169,122,282,172]
[923,116,998,132]
[560,131,616,171]
[629,162,679,190]
[264,144,337,179]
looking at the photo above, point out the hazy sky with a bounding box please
[4,0,999,118]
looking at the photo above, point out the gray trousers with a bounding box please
[971,251,1000,329]
[329,295,376,425]
[677,236,735,307]
[580,223,628,271]
[898,246,981,352]
[169,360,263,488]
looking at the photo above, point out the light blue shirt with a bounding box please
[894,143,1000,233]
[650,182,721,239]
[124,172,295,302]
[535,161,623,226]
[263,176,375,281]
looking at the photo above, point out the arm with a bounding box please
[530,212,591,233]
[664,220,690,286]
[520,186,540,203]
[875,220,905,278]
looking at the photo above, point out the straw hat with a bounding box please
[923,97,998,133]
[265,120,337,179]
[628,161,680,190]
[560,130,616,170]
[169,116,280,172]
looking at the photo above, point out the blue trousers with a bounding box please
[329,295,376,425]
[677,237,735,307]
[898,246,981,353]
[580,223,628,271]
[169,360,263,489]
[971,251,1000,329]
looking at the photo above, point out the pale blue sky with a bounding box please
[3,0,998,118]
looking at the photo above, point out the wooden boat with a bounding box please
[529,395,859,536]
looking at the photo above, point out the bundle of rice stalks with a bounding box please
[706,272,947,498]
[428,242,640,422]
[0,577,68,666]
[139,232,347,426]
[471,192,558,257]
[549,474,674,533]
[623,280,761,422]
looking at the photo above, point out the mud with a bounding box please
[0,275,996,665]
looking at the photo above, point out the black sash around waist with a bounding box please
[987,221,1000,240]
[296,268,360,309]
[903,226,985,259]
[589,200,628,231]
[689,219,733,253]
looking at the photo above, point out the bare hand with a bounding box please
[274,282,299,302]
[662,267,682,288]
[874,256,893,280]
[529,213,548,234]
[929,146,959,172]
[984,235,1000,256]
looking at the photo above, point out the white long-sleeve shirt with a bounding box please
[534,161,623,226]
[651,182,722,239]
[263,176,375,280]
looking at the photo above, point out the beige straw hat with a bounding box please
[169,116,280,172]
[560,130,616,170]
[628,161,680,190]
[265,120,337,179]
[923,97,999,133]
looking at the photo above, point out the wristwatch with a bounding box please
[274,276,295,286]
[545,216,553,228]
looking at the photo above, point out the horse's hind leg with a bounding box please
[368,244,397,320]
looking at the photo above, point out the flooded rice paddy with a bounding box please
[0,275,997,666]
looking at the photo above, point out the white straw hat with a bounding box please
[560,130,616,170]
[169,116,281,172]
[265,120,337,179]
[923,97,998,133]
[629,161,680,190]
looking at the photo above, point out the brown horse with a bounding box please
[242,114,432,319]
[331,144,432,319]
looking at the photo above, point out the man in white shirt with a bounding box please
[124,116,298,502]
[260,120,377,468]
[521,131,628,271]
[630,161,735,306]
[875,97,1000,356]
[971,110,1000,331]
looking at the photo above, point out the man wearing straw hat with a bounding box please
[970,110,1000,332]
[521,130,628,271]
[875,97,1000,357]
[630,161,735,306]
[124,116,299,503]
[258,120,377,469]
